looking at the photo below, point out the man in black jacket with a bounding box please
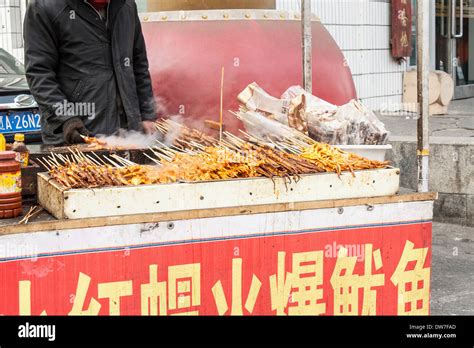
[24,0,157,145]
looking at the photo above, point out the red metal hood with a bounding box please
[141,10,357,132]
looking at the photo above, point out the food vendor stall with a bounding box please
[0,119,436,316]
[0,190,435,316]
[0,7,435,316]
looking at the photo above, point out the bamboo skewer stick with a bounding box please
[176,139,202,151]
[149,147,173,162]
[110,154,136,167]
[19,206,44,225]
[219,67,225,142]
[50,152,62,166]
[189,141,206,151]
[67,148,82,163]
[155,139,179,153]
[57,154,71,165]
[36,157,52,171]
[144,153,163,166]
[44,158,56,169]
[19,206,35,224]
[85,155,102,166]
[103,156,123,168]
[91,152,108,166]
[152,146,176,160]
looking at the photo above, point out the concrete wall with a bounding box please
[387,137,474,226]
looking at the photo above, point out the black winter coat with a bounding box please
[24,0,156,145]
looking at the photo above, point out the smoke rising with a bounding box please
[97,129,159,149]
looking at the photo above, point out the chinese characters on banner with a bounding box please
[0,224,431,316]
[392,0,413,59]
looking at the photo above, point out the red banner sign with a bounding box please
[0,223,432,316]
[392,0,413,59]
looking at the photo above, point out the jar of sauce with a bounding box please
[0,151,22,219]
[12,134,29,168]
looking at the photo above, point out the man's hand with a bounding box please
[142,120,157,135]
[63,118,89,145]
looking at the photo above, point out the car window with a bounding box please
[0,49,25,75]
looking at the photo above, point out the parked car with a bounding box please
[0,48,41,143]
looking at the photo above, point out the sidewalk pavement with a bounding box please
[377,98,474,227]
[377,98,474,138]
[431,222,474,315]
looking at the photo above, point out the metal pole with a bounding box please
[302,0,312,93]
[417,0,430,193]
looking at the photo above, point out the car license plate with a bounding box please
[0,111,41,134]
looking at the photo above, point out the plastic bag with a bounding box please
[333,100,389,145]
[282,86,337,115]
[237,109,299,143]
[306,112,349,144]
[238,84,389,145]
[282,87,389,145]
[238,82,290,125]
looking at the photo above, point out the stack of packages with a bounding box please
[237,83,389,145]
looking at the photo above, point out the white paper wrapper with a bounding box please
[238,84,389,145]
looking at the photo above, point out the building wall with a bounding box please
[0,0,26,62]
[276,0,407,110]
[136,0,148,13]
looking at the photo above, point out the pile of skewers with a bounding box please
[39,120,390,190]
[155,119,218,150]
[154,119,389,177]
[145,141,325,184]
[150,119,330,181]
[147,146,261,183]
[37,150,162,189]
[231,110,390,176]
[301,143,388,175]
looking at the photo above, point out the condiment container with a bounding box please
[12,133,29,168]
[0,133,6,151]
[0,151,22,219]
